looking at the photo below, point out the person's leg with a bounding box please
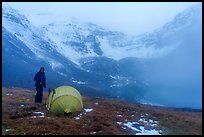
[35,86,41,103]
[39,86,43,103]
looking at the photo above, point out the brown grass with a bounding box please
[2,87,202,135]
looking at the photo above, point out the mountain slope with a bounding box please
[2,3,202,109]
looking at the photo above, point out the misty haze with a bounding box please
[2,2,202,135]
[2,2,202,109]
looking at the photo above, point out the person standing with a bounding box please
[34,67,46,104]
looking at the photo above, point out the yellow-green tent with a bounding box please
[46,85,83,115]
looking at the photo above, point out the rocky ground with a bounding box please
[2,87,202,135]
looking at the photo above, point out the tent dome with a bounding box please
[46,85,83,115]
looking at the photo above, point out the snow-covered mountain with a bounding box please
[40,19,175,64]
[2,3,202,109]
[2,3,90,88]
[40,3,201,64]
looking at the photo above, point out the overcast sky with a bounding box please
[7,2,198,36]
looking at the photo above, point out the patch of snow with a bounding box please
[57,71,67,77]
[31,112,45,118]
[110,75,116,79]
[31,111,45,118]
[109,76,130,87]
[94,102,98,105]
[110,75,129,81]
[138,118,159,127]
[5,129,14,132]
[141,102,165,107]
[86,70,90,72]
[117,117,162,135]
[149,120,158,127]
[74,117,80,120]
[117,115,123,117]
[48,60,63,70]
[20,104,25,107]
[149,119,154,123]
[72,80,86,85]
[6,93,13,96]
[122,127,127,129]
[110,83,128,87]
[117,122,122,125]
[33,112,45,115]
[122,121,162,135]
[136,126,162,135]
[84,108,93,113]
[90,131,97,134]
[123,122,141,132]
[139,118,148,123]
[31,116,37,118]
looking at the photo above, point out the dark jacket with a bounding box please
[34,71,46,88]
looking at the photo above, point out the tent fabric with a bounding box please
[46,85,83,115]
